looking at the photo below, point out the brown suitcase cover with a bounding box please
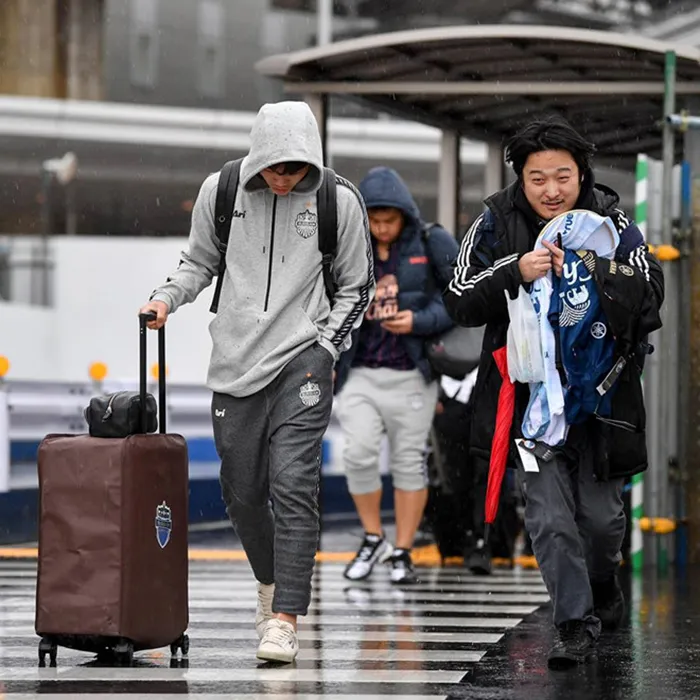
[35,315,189,657]
[35,432,189,652]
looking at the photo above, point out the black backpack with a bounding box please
[209,159,338,313]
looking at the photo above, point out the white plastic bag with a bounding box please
[505,287,545,384]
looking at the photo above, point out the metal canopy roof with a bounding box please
[355,0,534,21]
[256,25,700,163]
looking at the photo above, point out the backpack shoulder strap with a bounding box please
[421,221,453,291]
[422,222,438,239]
[209,158,242,313]
[317,167,338,302]
[421,221,440,267]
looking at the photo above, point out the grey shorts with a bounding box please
[336,366,438,494]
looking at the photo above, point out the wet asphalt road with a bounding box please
[2,523,699,699]
[458,566,700,700]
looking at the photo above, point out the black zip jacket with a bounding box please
[444,175,664,479]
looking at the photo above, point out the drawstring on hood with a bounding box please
[241,101,324,195]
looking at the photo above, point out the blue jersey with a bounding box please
[550,250,617,424]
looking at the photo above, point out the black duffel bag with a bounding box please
[426,325,484,380]
[84,391,157,438]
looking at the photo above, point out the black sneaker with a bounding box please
[547,620,597,669]
[592,574,626,630]
[468,540,492,576]
[343,533,393,581]
[389,548,418,584]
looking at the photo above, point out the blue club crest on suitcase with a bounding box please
[155,501,172,549]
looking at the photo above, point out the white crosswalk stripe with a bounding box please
[0,557,549,698]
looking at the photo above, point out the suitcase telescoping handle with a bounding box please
[138,312,167,434]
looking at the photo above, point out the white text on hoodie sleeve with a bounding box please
[318,175,375,361]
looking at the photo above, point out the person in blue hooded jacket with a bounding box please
[335,166,459,584]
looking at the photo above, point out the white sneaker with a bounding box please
[256,582,275,639]
[256,618,299,664]
[343,534,394,581]
[389,548,418,584]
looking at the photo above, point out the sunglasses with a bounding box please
[265,161,309,175]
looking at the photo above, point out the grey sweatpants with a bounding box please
[211,343,334,616]
[518,429,625,639]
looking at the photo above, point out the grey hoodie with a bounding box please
[150,101,374,398]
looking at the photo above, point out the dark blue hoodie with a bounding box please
[335,167,459,392]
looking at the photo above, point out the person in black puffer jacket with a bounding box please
[335,166,459,586]
[444,116,663,670]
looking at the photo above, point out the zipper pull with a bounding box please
[102,393,117,421]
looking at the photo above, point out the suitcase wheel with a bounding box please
[170,633,189,657]
[38,637,57,667]
[114,639,134,666]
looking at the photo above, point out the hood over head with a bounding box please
[358,167,421,225]
[241,101,324,194]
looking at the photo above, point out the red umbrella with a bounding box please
[484,346,516,544]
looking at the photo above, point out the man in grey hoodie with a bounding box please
[139,101,374,664]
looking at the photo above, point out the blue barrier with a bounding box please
[11,437,327,467]
[2,433,394,544]
[0,474,394,545]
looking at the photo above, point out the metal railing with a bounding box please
[0,377,348,494]
[0,377,211,493]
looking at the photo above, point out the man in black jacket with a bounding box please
[444,116,663,669]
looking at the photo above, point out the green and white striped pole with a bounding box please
[631,153,648,574]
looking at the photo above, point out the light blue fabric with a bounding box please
[522,275,567,445]
[535,209,619,257]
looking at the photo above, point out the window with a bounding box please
[198,0,225,99]
[130,0,159,88]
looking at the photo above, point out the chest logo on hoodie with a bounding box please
[295,209,318,239]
